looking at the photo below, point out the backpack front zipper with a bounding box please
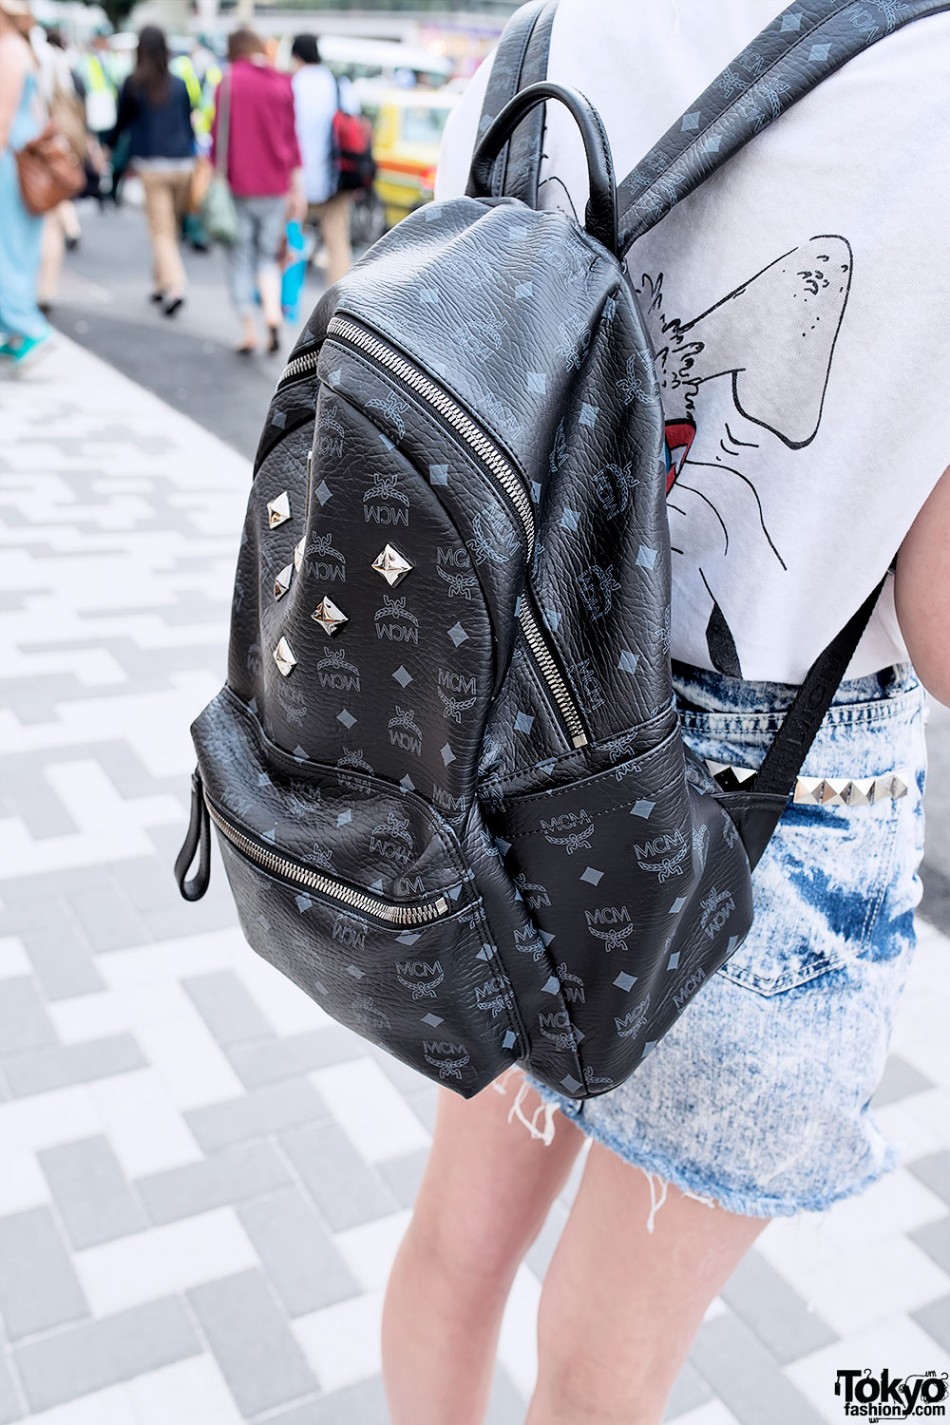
[207,797,450,927]
[278,317,588,750]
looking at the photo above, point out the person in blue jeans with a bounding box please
[0,0,53,370]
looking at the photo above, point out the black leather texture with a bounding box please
[176,0,944,1101]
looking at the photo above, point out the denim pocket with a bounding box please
[677,692,924,997]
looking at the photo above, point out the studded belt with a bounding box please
[704,761,910,806]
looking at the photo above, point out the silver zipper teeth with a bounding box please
[277,352,318,386]
[518,600,588,749]
[284,315,588,751]
[206,800,449,927]
[327,315,535,555]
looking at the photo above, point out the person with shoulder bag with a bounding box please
[173,1,949,1420]
[0,0,55,368]
[212,27,304,356]
[109,26,195,317]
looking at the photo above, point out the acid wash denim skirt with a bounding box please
[522,661,928,1220]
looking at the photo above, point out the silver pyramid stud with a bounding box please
[793,776,821,804]
[273,636,297,676]
[311,595,348,636]
[274,563,294,600]
[371,544,413,587]
[267,491,291,529]
[841,777,873,807]
[293,537,306,573]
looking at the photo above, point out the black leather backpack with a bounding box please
[176,0,945,1101]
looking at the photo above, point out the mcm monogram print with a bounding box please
[364,473,410,527]
[614,994,651,1040]
[583,1063,614,1091]
[316,647,361,693]
[467,509,519,567]
[555,319,591,372]
[422,1040,471,1081]
[692,823,709,871]
[722,815,740,849]
[304,532,346,583]
[335,748,374,793]
[602,731,640,780]
[437,565,478,599]
[317,402,346,459]
[395,958,445,1000]
[352,995,392,1035]
[577,563,622,621]
[473,972,514,1018]
[591,462,638,518]
[513,872,550,910]
[431,782,466,822]
[556,963,586,1005]
[451,312,507,361]
[585,905,635,952]
[634,829,688,881]
[365,392,410,442]
[549,418,567,475]
[287,780,322,815]
[618,350,660,406]
[700,886,736,939]
[538,1009,582,1052]
[513,926,547,962]
[275,684,308,728]
[540,809,595,855]
[569,660,606,715]
[375,595,419,643]
[437,668,477,723]
[308,842,336,873]
[331,914,367,952]
[672,966,706,1012]
[389,707,423,758]
[369,811,415,868]
[220,787,257,821]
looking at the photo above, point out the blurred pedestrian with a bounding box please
[77,32,116,147]
[213,27,304,355]
[32,24,85,314]
[0,0,53,369]
[290,33,357,286]
[110,26,195,317]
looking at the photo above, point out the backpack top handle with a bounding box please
[469,81,619,256]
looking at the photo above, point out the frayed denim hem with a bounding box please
[521,1073,903,1222]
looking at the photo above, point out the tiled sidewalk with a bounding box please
[1,340,948,1425]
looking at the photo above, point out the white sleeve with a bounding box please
[434,50,495,202]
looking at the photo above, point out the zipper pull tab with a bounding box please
[175,768,212,902]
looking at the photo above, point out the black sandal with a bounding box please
[267,325,281,355]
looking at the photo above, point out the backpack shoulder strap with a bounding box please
[467,0,559,206]
[618,0,950,253]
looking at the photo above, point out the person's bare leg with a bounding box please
[527,1142,769,1425]
[383,1072,585,1425]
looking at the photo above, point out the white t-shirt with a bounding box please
[292,65,357,206]
[435,0,950,683]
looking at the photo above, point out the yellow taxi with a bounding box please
[365,88,459,231]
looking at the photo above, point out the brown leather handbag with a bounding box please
[16,124,85,216]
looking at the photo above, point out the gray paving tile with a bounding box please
[38,1136,148,1249]
[186,1079,328,1153]
[66,883,148,954]
[238,1189,361,1317]
[4,1034,145,1098]
[0,1354,21,1425]
[0,1207,89,1341]
[110,855,183,914]
[719,1248,838,1364]
[228,1028,362,1088]
[187,1269,318,1418]
[13,1296,201,1413]
[909,1152,950,1207]
[376,1149,429,1210]
[265,1376,388,1425]
[910,1215,950,1275]
[184,970,274,1047]
[137,1141,293,1226]
[0,978,56,1054]
[872,1053,934,1107]
[913,1294,950,1354]
[665,1360,714,1419]
[21,925,104,1001]
[402,1085,438,1135]
[486,1367,528,1424]
[369,1044,432,1096]
[689,1313,826,1425]
[280,1123,399,1231]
